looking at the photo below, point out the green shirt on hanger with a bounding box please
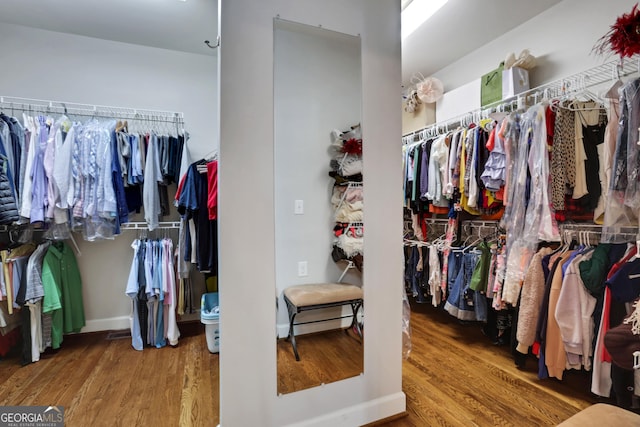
[41,241,85,349]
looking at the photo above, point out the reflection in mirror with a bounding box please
[274,18,363,395]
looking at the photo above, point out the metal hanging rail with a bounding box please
[0,95,184,125]
[120,221,181,230]
[0,221,182,233]
[559,223,639,245]
[402,56,639,142]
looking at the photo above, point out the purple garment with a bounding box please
[30,117,49,223]
[419,141,430,199]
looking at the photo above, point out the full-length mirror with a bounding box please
[274,18,363,395]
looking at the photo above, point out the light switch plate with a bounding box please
[297,261,308,277]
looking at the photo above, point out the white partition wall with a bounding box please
[218,1,405,425]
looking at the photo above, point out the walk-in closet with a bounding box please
[3,1,640,426]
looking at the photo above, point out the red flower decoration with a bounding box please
[594,3,640,58]
[342,138,362,155]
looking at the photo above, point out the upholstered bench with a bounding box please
[557,403,640,426]
[283,283,363,361]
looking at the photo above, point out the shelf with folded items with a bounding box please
[329,125,363,273]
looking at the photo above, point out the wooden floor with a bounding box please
[0,322,219,427]
[383,302,600,427]
[1,305,607,426]
[277,328,363,395]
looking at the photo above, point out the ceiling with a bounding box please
[402,0,561,86]
[0,0,560,85]
[0,0,218,56]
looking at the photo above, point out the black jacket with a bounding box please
[0,154,18,225]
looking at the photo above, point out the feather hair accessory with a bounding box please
[594,3,640,58]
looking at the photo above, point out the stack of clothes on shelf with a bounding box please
[329,125,363,271]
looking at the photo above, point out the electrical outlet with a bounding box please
[294,199,304,215]
[298,261,308,277]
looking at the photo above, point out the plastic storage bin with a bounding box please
[201,292,220,353]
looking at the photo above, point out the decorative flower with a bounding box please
[342,138,362,155]
[594,3,640,58]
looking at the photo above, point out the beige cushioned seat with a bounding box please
[284,283,363,307]
[557,403,640,426]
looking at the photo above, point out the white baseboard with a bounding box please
[284,391,406,427]
[82,316,130,333]
[81,309,204,334]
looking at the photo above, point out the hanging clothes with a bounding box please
[126,237,180,350]
[0,110,185,236]
[41,241,85,350]
[602,78,640,242]
[176,161,218,274]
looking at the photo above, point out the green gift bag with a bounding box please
[481,64,504,106]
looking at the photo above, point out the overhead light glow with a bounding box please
[401,0,449,40]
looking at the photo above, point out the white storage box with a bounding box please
[201,293,220,353]
[502,67,529,99]
[203,320,220,353]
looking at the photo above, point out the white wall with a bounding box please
[274,21,362,337]
[0,22,217,331]
[219,0,405,426]
[433,0,638,118]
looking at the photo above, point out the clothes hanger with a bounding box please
[605,63,624,100]
[462,235,483,253]
[554,229,570,254]
[565,76,604,110]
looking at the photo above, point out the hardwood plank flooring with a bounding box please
[0,322,218,427]
[383,302,602,426]
[0,304,610,426]
[277,328,364,395]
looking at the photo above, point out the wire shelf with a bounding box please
[0,95,184,125]
[402,56,639,143]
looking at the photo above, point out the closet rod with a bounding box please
[120,221,181,230]
[402,56,639,141]
[559,223,639,244]
[424,218,450,224]
[0,221,182,233]
[403,238,430,247]
[460,219,499,230]
[559,223,637,232]
[0,95,184,124]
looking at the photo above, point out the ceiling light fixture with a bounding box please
[401,0,449,40]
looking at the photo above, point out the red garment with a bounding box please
[555,210,566,222]
[175,173,188,202]
[207,161,218,220]
[420,213,428,241]
[0,327,20,357]
[532,341,540,356]
[545,105,556,147]
[428,205,449,215]
[602,288,612,363]
[486,126,497,151]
